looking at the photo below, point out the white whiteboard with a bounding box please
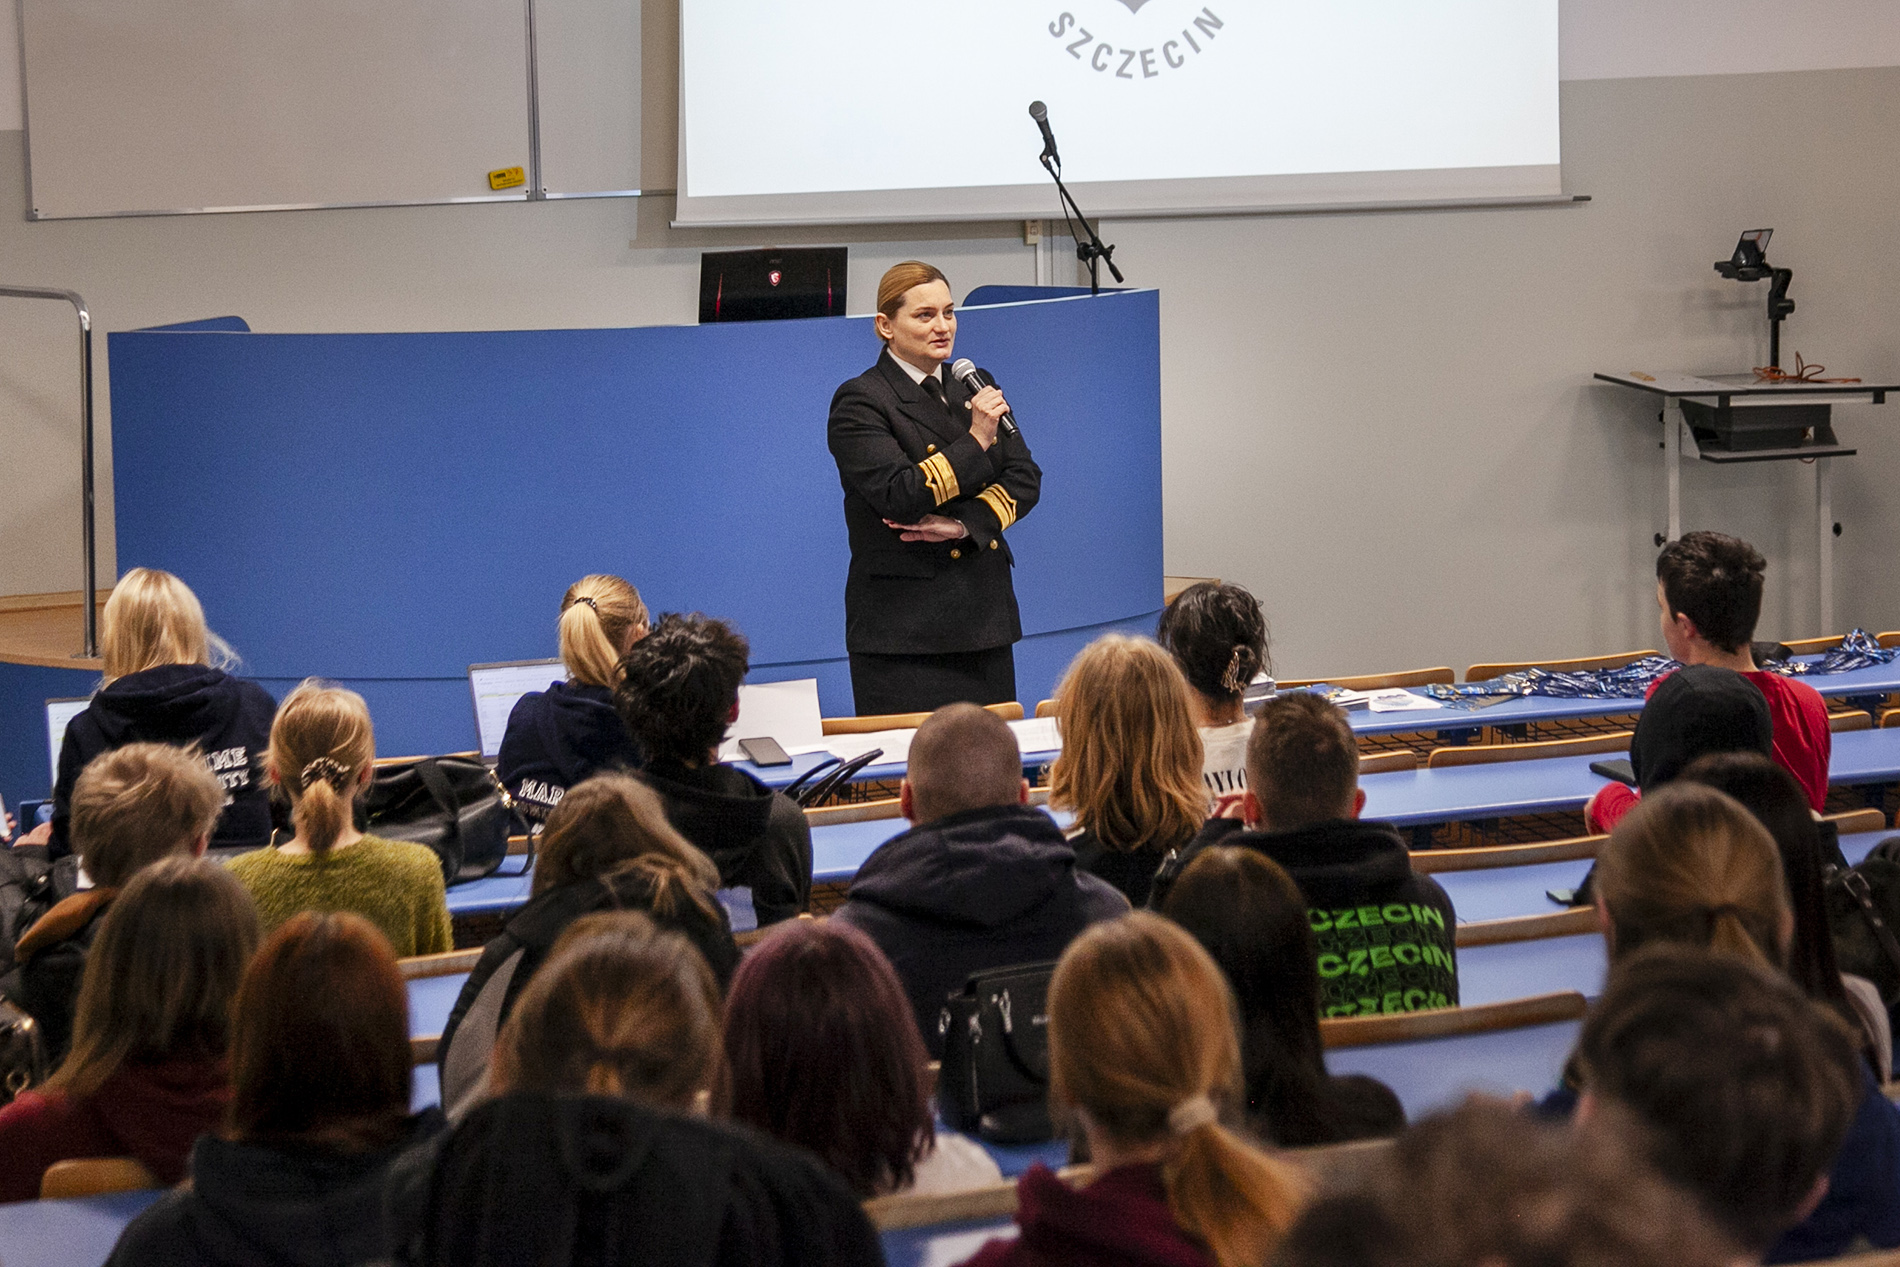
[18,0,640,219]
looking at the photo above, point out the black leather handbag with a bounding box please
[938,961,1057,1145]
[363,756,515,886]
[1827,840,1900,1009]
[0,1001,45,1106]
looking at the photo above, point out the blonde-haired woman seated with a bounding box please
[227,680,451,958]
[497,575,649,824]
[959,911,1308,1267]
[1048,635,1208,906]
[44,567,277,858]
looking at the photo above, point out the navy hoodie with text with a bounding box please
[50,664,277,859]
[494,680,643,823]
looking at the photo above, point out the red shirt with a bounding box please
[0,1057,229,1204]
[1588,669,1832,832]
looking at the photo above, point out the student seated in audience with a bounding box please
[1587,530,1830,832]
[1584,661,1772,833]
[0,857,257,1202]
[388,912,882,1267]
[1272,1097,1740,1267]
[1678,750,1890,1074]
[497,574,649,824]
[832,703,1127,1056]
[1049,635,1209,906]
[105,912,444,1267]
[1156,581,1268,800]
[721,919,1002,1198]
[228,681,452,957]
[1573,946,1864,1264]
[40,568,277,858]
[959,912,1308,1267]
[1569,783,1900,1262]
[1162,847,1404,1146]
[437,773,739,1115]
[1152,693,1457,1016]
[614,613,811,925]
[11,742,224,1066]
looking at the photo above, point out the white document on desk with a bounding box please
[717,678,826,763]
[823,728,915,767]
[1008,717,1062,755]
[1365,689,1444,714]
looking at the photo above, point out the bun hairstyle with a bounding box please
[489,910,721,1108]
[558,574,649,690]
[1156,582,1269,704]
[1049,912,1308,1267]
[1595,781,1791,970]
[269,679,375,856]
[874,261,950,343]
[100,567,238,684]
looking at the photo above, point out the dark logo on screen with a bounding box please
[1049,4,1225,82]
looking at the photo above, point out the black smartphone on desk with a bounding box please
[737,737,792,767]
[1589,758,1636,786]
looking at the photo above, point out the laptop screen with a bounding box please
[468,660,565,761]
[45,697,90,788]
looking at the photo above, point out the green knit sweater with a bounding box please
[227,835,453,958]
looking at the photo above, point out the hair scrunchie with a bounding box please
[1167,1093,1218,1136]
[300,756,351,793]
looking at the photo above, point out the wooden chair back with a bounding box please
[822,701,1021,735]
[1035,698,1057,718]
[1425,731,1631,769]
[1454,906,1599,948]
[39,1157,159,1200]
[804,798,904,827]
[1881,708,1900,730]
[1782,635,1845,655]
[1827,808,1890,835]
[1831,710,1873,733]
[1464,650,1658,683]
[1319,990,1587,1050]
[373,751,480,767]
[1878,631,1900,651]
[1359,751,1418,775]
[1277,667,1455,692]
[1410,834,1603,875]
[398,948,482,979]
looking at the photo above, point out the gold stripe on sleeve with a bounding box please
[920,453,959,506]
[977,485,1018,531]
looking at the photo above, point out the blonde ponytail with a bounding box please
[1167,1121,1310,1267]
[558,576,649,689]
[269,681,375,857]
[1597,782,1790,968]
[1049,913,1309,1267]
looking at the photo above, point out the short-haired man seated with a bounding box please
[615,613,812,926]
[831,703,1128,1056]
[1573,946,1873,1263]
[1588,530,1831,833]
[1153,692,1457,1016]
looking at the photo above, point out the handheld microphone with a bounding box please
[1028,101,1058,162]
[951,359,1019,439]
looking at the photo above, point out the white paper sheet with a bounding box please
[717,678,826,763]
[1008,716,1062,755]
[1365,688,1445,714]
[822,728,915,767]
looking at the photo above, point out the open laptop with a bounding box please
[467,660,565,763]
[45,697,90,789]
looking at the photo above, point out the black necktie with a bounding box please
[920,375,948,411]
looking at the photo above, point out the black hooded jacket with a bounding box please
[1155,816,1459,1017]
[436,867,742,1115]
[495,681,643,823]
[50,664,278,859]
[386,1092,883,1267]
[634,761,812,927]
[831,803,1129,1056]
[104,1111,446,1267]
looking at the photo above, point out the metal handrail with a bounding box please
[0,286,95,657]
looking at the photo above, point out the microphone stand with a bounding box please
[1039,150,1123,296]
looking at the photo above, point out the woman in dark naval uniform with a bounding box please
[827,262,1042,716]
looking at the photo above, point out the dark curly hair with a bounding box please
[614,613,749,767]
[1156,582,1270,703]
[1656,531,1765,653]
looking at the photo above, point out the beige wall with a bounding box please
[0,3,1896,680]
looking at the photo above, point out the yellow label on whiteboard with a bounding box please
[488,166,526,190]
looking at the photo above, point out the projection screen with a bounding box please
[676,0,1560,227]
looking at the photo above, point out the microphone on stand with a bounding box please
[1028,101,1059,163]
[951,359,1019,439]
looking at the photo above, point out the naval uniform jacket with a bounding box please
[827,350,1042,655]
